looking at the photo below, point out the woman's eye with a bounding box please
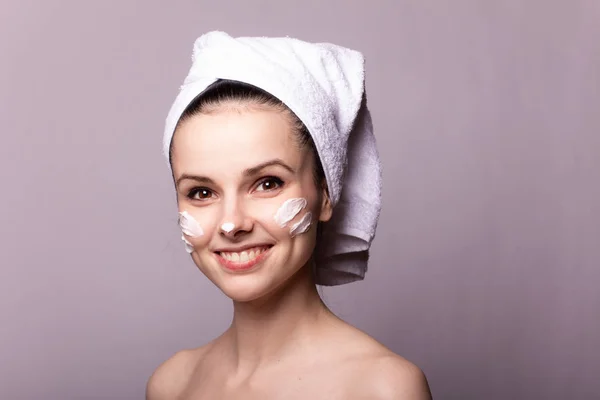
[256,177,284,192]
[188,188,214,200]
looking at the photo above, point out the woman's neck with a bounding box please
[223,264,333,373]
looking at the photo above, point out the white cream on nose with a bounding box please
[221,222,235,233]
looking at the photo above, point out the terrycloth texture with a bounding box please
[163,31,382,286]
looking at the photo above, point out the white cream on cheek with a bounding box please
[290,212,313,237]
[181,235,194,253]
[273,198,307,227]
[178,211,204,253]
[273,197,313,237]
[178,211,204,237]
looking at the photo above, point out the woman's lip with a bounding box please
[214,243,273,253]
[214,247,272,272]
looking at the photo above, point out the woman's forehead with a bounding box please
[172,109,309,175]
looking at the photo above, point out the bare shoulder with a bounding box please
[360,353,432,400]
[145,346,208,400]
[329,323,432,399]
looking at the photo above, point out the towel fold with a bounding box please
[163,31,382,286]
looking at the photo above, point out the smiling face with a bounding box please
[170,105,332,302]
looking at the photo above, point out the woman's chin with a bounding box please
[216,277,275,303]
[196,251,311,303]
[214,269,303,303]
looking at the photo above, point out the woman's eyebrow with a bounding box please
[176,174,215,187]
[175,160,294,187]
[243,159,295,176]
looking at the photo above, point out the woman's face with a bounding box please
[170,105,332,302]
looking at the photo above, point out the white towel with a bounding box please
[163,31,382,286]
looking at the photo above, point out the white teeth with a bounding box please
[220,247,266,263]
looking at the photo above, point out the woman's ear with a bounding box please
[318,184,333,222]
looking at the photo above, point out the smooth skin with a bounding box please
[147,104,432,399]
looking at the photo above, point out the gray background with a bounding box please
[1,1,599,399]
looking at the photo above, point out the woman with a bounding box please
[147,31,432,399]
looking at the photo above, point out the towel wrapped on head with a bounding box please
[163,31,382,286]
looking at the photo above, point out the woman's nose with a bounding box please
[219,200,253,238]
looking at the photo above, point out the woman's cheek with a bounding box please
[179,196,316,253]
[248,201,282,234]
[178,209,216,252]
[269,197,314,238]
[289,212,313,237]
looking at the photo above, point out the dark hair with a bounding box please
[169,79,326,188]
